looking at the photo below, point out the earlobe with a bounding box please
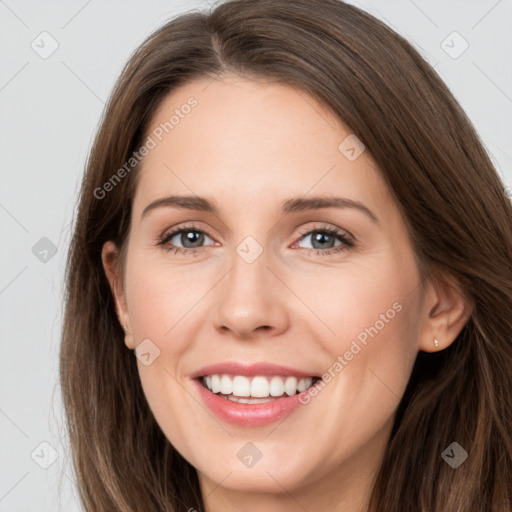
[101,241,136,350]
[418,273,473,353]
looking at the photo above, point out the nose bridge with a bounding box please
[212,236,288,337]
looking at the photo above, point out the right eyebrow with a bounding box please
[141,195,218,219]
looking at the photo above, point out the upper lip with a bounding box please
[190,362,320,379]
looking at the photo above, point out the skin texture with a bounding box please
[102,75,471,512]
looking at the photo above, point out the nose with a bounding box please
[212,248,290,340]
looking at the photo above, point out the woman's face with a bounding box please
[103,76,435,503]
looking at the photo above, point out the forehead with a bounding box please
[133,76,394,222]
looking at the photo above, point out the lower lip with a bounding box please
[193,379,312,427]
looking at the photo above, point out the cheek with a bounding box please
[307,287,419,474]
[125,254,208,343]
[298,252,415,349]
[309,252,420,403]
[123,258,200,449]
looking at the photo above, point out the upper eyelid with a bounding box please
[160,222,353,244]
[297,223,353,238]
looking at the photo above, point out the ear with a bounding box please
[101,240,135,350]
[418,271,473,353]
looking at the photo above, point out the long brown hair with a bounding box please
[59,0,512,510]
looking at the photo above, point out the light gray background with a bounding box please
[1,0,511,510]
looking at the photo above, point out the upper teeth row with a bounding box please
[203,374,315,398]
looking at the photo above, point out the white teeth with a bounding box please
[220,375,232,395]
[211,375,221,394]
[284,376,298,396]
[251,376,269,397]
[270,376,285,396]
[232,376,251,397]
[226,396,275,404]
[201,374,316,398]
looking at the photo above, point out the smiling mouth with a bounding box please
[198,374,321,403]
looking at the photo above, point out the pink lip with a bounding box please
[190,362,320,427]
[189,361,319,379]
[192,379,314,427]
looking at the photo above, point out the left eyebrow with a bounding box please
[281,196,379,224]
[141,194,379,225]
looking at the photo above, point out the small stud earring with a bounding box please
[434,337,439,348]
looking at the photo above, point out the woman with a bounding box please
[59,0,512,510]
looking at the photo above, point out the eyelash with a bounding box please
[156,223,355,257]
